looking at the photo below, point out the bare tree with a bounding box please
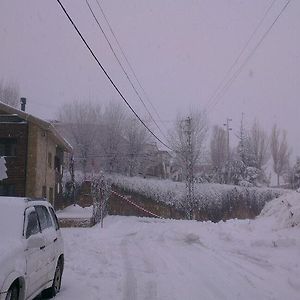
[58,101,102,176]
[249,119,270,170]
[101,102,126,173]
[170,110,208,180]
[210,125,227,182]
[124,117,150,176]
[0,80,20,108]
[169,110,208,218]
[270,124,290,186]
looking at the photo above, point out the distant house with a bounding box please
[142,143,172,179]
[0,101,72,209]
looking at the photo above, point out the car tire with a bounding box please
[42,262,62,298]
[5,284,19,300]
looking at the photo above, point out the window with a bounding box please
[25,209,40,239]
[35,205,53,230]
[0,182,15,196]
[48,152,52,168]
[55,156,62,174]
[49,207,60,231]
[0,138,17,157]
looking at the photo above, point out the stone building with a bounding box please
[0,101,72,209]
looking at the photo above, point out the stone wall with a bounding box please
[108,188,185,219]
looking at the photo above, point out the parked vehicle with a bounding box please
[0,197,64,300]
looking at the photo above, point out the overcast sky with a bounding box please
[0,0,299,158]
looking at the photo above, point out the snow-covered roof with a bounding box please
[0,101,72,152]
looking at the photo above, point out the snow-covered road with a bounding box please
[56,192,300,300]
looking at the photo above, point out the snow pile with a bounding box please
[0,157,7,180]
[56,204,93,219]
[109,175,285,214]
[259,191,300,229]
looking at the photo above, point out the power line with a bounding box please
[56,0,173,152]
[205,0,277,111]
[93,0,167,132]
[207,0,291,112]
[85,0,168,142]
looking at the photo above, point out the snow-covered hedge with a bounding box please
[109,175,287,219]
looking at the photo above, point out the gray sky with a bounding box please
[0,0,299,158]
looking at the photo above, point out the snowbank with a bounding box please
[56,204,93,219]
[259,191,300,229]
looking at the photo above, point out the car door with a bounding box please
[35,205,57,281]
[24,207,48,298]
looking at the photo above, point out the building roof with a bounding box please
[0,101,72,152]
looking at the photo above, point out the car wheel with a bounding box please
[5,284,19,300]
[42,263,62,298]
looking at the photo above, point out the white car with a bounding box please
[0,197,64,300]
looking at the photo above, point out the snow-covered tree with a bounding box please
[169,109,208,218]
[91,173,111,228]
[210,125,227,183]
[170,110,208,180]
[124,117,150,176]
[285,157,300,189]
[270,125,290,187]
[101,102,126,173]
[249,120,270,170]
[58,101,102,176]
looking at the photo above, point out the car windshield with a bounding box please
[0,198,25,239]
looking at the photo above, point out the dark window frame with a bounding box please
[24,207,42,239]
[49,207,60,231]
[35,205,53,231]
[0,138,17,157]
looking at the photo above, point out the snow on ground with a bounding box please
[56,204,93,219]
[56,192,300,300]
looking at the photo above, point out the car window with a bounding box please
[35,205,53,230]
[25,208,40,239]
[49,207,60,231]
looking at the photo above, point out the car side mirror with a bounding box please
[27,234,44,250]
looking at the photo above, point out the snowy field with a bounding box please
[55,192,300,300]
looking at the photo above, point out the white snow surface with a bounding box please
[56,204,93,219]
[57,192,300,300]
[0,157,7,180]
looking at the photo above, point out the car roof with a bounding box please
[0,196,51,208]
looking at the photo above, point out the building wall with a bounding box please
[0,122,28,196]
[26,123,56,205]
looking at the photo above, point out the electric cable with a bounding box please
[205,0,277,110]
[85,0,169,143]
[207,0,291,112]
[56,0,174,151]
[94,0,168,133]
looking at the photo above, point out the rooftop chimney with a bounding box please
[20,97,26,112]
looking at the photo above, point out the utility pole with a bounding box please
[239,113,245,164]
[223,118,232,183]
[183,116,194,219]
[70,154,76,206]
